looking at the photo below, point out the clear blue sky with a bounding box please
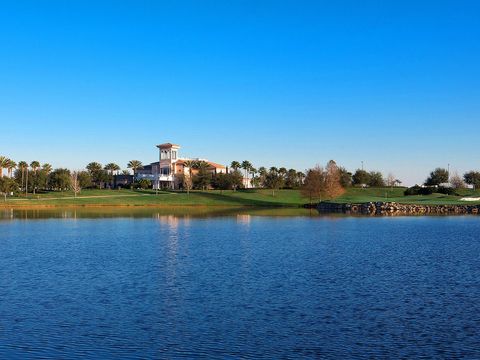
[1,1,479,185]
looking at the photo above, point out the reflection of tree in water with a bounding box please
[1,207,318,221]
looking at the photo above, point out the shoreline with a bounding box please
[0,203,300,210]
[318,201,480,216]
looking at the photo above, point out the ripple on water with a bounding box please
[0,216,480,358]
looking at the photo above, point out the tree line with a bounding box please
[0,156,146,198]
[2,153,479,200]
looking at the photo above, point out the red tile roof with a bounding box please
[176,159,226,169]
[156,143,180,148]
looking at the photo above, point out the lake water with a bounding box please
[1,209,479,359]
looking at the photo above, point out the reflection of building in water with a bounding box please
[1,209,14,220]
[61,210,77,219]
[236,214,251,225]
[155,214,180,229]
[154,214,191,228]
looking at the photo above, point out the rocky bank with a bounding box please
[317,202,480,216]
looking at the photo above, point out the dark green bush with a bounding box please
[404,186,434,196]
[437,186,456,195]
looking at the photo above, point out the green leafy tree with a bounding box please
[77,171,93,188]
[86,162,108,188]
[229,169,243,191]
[338,167,352,187]
[264,167,284,196]
[425,168,449,186]
[285,169,299,188]
[352,169,370,186]
[0,177,17,201]
[36,169,49,191]
[193,161,211,190]
[368,171,385,187]
[464,171,480,190]
[211,173,232,191]
[136,179,152,189]
[211,172,243,191]
[48,168,72,191]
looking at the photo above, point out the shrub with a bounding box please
[135,179,152,189]
[437,186,456,195]
[404,186,434,196]
[404,185,456,196]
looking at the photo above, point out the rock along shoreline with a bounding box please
[317,202,480,216]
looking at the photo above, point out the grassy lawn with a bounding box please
[2,189,305,207]
[2,187,480,208]
[332,187,480,205]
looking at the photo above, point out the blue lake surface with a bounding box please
[1,212,480,359]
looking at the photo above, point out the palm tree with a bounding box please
[241,160,252,183]
[127,160,143,183]
[6,159,16,178]
[18,161,28,192]
[42,163,52,175]
[104,163,121,188]
[30,161,40,194]
[30,161,40,173]
[230,161,241,172]
[105,163,120,175]
[0,156,8,178]
[258,166,267,188]
[182,160,196,194]
[86,162,103,173]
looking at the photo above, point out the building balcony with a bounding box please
[157,174,174,181]
[136,173,175,182]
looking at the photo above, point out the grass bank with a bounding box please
[1,189,305,208]
[1,187,480,208]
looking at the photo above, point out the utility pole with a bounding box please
[361,161,364,171]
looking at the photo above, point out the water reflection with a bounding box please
[0,207,320,221]
[236,214,252,225]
